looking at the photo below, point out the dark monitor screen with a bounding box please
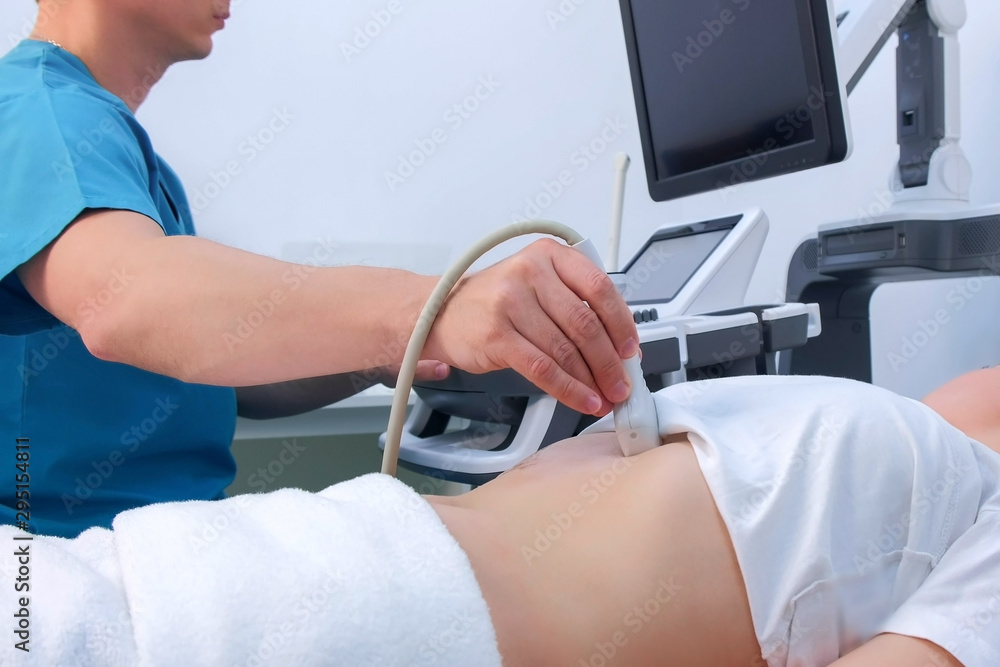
[621,215,739,304]
[620,0,849,201]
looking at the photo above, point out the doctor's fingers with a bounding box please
[499,327,610,416]
[531,281,630,409]
[508,304,612,416]
[516,239,637,403]
[544,239,638,360]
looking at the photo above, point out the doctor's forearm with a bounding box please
[20,208,636,415]
[83,235,436,386]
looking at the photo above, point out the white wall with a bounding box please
[3,0,1000,397]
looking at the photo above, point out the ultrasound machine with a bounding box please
[382,0,976,484]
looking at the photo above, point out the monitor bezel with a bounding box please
[619,0,850,202]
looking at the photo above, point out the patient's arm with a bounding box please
[831,633,962,666]
[923,366,1000,455]
[427,433,763,666]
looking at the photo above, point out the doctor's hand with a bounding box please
[422,239,639,416]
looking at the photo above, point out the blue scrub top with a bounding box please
[0,41,237,537]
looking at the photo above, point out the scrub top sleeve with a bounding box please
[0,89,165,334]
[880,510,1000,667]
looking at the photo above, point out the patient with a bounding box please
[3,372,998,666]
[429,373,1000,667]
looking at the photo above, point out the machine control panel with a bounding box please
[632,308,660,324]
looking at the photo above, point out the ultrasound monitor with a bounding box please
[622,225,732,304]
[615,209,769,320]
[619,0,850,201]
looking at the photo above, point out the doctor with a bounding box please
[0,0,638,537]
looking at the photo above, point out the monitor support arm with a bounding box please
[836,0,968,204]
[782,0,988,386]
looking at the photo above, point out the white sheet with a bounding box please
[0,473,501,666]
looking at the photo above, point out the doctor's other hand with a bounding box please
[422,239,639,417]
[377,360,451,388]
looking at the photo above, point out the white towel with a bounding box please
[0,474,502,667]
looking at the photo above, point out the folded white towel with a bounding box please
[1,474,502,667]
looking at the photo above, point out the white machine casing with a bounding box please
[383,209,823,481]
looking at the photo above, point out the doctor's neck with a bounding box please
[30,0,212,113]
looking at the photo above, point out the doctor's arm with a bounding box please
[16,209,639,416]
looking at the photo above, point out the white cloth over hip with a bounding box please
[585,375,1000,666]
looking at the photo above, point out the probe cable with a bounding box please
[380,220,590,477]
